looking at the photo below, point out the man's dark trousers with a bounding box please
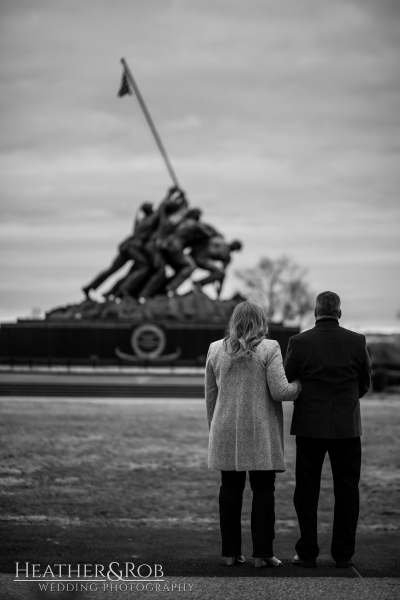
[294,436,361,561]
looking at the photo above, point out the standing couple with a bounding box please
[205,292,371,568]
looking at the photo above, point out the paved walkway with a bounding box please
[2,575,399,599]
[149,557,400,578]
[2,560,399,600]
[0,370,205,397]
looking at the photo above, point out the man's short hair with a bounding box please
[315,291,341,317]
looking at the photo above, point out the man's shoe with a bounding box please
[292,554,317,568]
[336,560,354,569]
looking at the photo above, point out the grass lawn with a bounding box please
[0,394,399,571]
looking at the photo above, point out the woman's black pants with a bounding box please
[219,470,276,558]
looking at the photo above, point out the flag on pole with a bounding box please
[117,71,132,97]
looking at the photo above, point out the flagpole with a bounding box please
[120,58,180,189]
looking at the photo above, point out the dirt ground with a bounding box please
[0,393,399,570]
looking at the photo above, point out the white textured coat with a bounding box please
[205,338,301,471]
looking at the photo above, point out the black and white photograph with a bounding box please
[1,1,399,598]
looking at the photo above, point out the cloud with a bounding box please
[165,115,202,131]
[0,0,399,324]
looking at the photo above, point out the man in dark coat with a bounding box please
[284,291,371,569]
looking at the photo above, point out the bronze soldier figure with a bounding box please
[81,184,242,303]
[137,191,191,298]
[82,202,155,299]
[162,210,216,295]
[116,191,186,298]
[192,236,242,297]
[82,187,182,299]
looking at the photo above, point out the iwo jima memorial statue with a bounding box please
[0,60,298,367]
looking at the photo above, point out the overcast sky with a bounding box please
[1,0,399,328]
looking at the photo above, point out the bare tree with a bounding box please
[236,255,314,324]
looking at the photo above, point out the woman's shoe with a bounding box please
[254,556,282,568]
[224,555,246,566]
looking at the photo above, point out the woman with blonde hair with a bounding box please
[205,300,301,567]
